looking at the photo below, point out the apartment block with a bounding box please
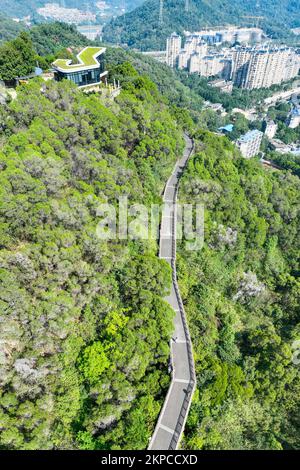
[166,33,182,68]
[232,45,300,89]
[179,37,208,71]
[167,32,233,79]
[196,55,232,79]
[236,130,263,158]
[178,50,190,69]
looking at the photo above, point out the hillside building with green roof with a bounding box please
[52,47,108,88]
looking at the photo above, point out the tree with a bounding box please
[79,342,111,384]
[0,32,36,82]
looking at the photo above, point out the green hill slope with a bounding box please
[0,61,183,450]
[0,14,25,44]
[0,27,299,449]
[0,20,92,56]
[103,0,300,50]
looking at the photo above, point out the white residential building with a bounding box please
[188,53,201,73]
[264,120,278,139]
[287,107,300,128]
[166,33,182,67]
[179,37,208,71]
[178,50,190,69]
[194,54,232,79]
[232,45,300,89]
[236,130,264,158]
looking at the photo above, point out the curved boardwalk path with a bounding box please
[148,134,196,450]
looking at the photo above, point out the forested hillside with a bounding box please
[0,65,184,449]
[103,0,300,50]
[0,26,299,450]
[178,131,300,449]
[0,25,92,83]
[29,22,91,56]
[0,0,45,18]
[0,14,25,44]
[0,19,92,52]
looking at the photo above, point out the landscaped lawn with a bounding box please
[53,47,104,70]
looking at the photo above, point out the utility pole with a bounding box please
[122,0,126,28]
[121,0,126,16]
[159,0,164,25]
[185,0,189,13]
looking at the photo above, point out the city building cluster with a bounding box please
[166,29,300,90]
[167,32,232,79]
[37,3,96,25]
[232,45,300,89]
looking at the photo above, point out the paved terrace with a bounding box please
[148,134,196,451]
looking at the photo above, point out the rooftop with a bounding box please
[291,107,300,116]
[238,130,263,143]
[52,47,106,73]
[218,124,234,132]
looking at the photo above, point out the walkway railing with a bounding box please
[148,134,196,450]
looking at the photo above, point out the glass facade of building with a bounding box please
[54,56,106,87]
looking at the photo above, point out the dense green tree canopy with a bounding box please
[0,32,37,81]
[0,14,24,44]
[0,25,95,82]
[0,27,299,450]
[0,64,183,449]
[177,131,300,450]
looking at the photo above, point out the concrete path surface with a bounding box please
[148,134,196,451]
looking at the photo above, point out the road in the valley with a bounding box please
[148,134,196,451]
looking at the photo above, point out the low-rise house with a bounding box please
[269,138,299,154]
[209,79,233,93]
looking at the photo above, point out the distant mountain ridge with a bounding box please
[0,1,94,18]
[1,1,144,19]
[1,1,53,18]
[103,0,300,50]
